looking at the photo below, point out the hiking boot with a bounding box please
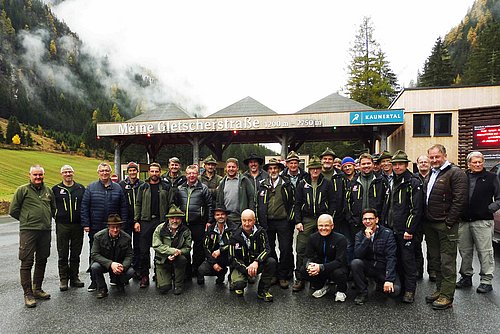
[312,285,330,298]
[432,296,453,310]
[159,285,172,295]
[270,277,278,286]
[197,274,205,285]
[33,289,51,300]
[173,286,183,295]
[70,277,85,288]
[402,291,415,304]
[87,281,97,292]
[354,293,368,305]
[96,289,108,299]
[257,291,274,302]
[292,280,305,292]
[428,273,437,282]
[24,294,36,308]
[140,275,149,288]
[279,279,289,289]
[59,279,69,292]
[425,291,440,303]
[335,291,347,302]
[456,275,472,289]
[476,283,493,293]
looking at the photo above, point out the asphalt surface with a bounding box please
[0,216,499,334]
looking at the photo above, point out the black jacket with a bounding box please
[119,177,144,227]
[294,173,335,223]
[174,180,214,225]
[203,222,233,265]
[354,225,397,283]
[229,225,270,274]
[256,176,295,229]
[386,170,423,235]
[91,229,133,270]
[52,182,85,225]
[462,169,500,221]
[305,231,348,272]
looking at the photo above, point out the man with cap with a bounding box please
[243,153,268,196]
[281,151,307,187]
[385,150,423,303]
[134,162,173,288]
[379,151,394,188]
[257,158,295,289]
[319,147,337,181]
[229,209,276,302]
[173,164,214,284]
[293,156,335,292]
[90,214,135,299]
[216,158,255,225]
[119,161,144,277]
[341,156,356,184]
[372,153,381,174]
[81,162,128,292]
[199,154,222,204]
[52,165,86,291]
[198,204,233,285]
[152,205,192,295]
[10,164,56,308]
[161,157,187,189]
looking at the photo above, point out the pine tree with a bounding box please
[109,103,123,122]
[6,115,21,144]
[345,17,399,108]
[418,37,455,87]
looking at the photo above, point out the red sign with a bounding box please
[474,124,500,149]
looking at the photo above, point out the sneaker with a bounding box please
[24,294,36,308]
[456,275,472,288]
[402,291,415,304]
[96,289,108,299]
[279,279,289,289]
[312,285,330,298]
[432,296,453,310]
[59,279,69,292]
[87,281,97,292]
[425,291,440,303]
[335,291,347,302]
[140,275,149,288]
[235,289,244,296]
[33,289,51,300]
[292,280,305,292]
[257,291,274,302]
[70,277,85,288]
[476,283,493,293]
[354,293,368,305]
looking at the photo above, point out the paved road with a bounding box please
[0,216,499,334]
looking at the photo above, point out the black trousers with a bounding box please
[187,224,206,276]
[139,219,161,277]
[198,256,229,278]
[56,223,84,280]
[395,233,417,293]
[351,258,401,297]
[90,262,134,290]
[266,219,294,280]
[299,265,348,292]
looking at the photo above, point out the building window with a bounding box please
[434,113,452,136]
[413,114,430,136]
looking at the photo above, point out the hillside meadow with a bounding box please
[0,148,113,205]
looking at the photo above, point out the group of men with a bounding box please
[9,143,499,309]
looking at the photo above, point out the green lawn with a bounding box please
[0,148,113,202]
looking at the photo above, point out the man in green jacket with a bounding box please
[9,164,56,308]
[152,205,192,295]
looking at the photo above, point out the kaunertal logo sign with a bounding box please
[350,110,404,125]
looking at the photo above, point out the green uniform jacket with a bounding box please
[9,182,56,230]
[216,174,255,215]
[152,223,192,264]
[134,179,172,222]
[91,229,133,270]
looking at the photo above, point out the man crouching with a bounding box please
[90,214,134,299]
[152,205,192,295]
[229,209,276,302]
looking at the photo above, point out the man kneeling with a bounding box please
[152,205,192,295]
[90,214,134,299]
[300,214,348,301]
[229,209,276,301]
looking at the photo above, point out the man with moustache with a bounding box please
[243,153,268,196]
[134,163,173,288]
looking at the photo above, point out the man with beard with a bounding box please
[134,163,173,288]
[243,153,268,197]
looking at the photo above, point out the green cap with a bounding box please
[165,204,185,218]
[307,155,322,169]
[320,147,337,159]
[391,150,411,163]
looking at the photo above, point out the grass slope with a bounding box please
[0,148,112,202]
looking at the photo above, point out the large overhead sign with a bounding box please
[97,109,404,136]
[473,124,500,149]
[350,110,404,124]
